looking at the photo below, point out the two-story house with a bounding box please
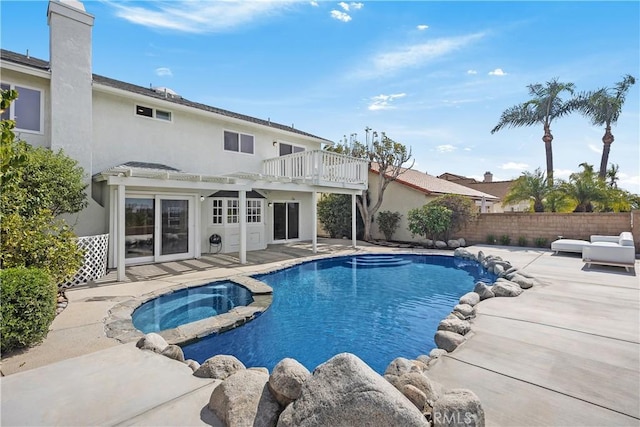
[0,0,368,281]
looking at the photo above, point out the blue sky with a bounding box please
[2,1,639,192]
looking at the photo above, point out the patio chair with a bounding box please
[209,234,222,254]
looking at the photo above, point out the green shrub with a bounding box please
[376,211,402,241]
[500,235,511,245]
[0,267,56,353]
[428,194,477,240]
[486,234,497,244]
[534,237,548,248]
[518,236,528,247]
[317,193,364,239]
[407,205,452,241]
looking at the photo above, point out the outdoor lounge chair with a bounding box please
[551,238,590,254]
[582,232,636,272]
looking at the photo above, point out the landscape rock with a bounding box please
[249,367,270,375]
[438,318,471,335]
[385,357,425,377]
[434,331,466,353]
[402,384,427,413]
[492,280,524,297]
[277,353,428,427]
[473,282,495,300]
[492,264,504,276]
[268,358,311,406]
[194,355,246,379]
[510,274,535,289]
[432,389,485,427]
[422,239,434,248]
[135,333,168,353]
[429,348,448,359]
[185,359,200,373]
[459,292,480,307]
[457,238,466,247]
[453,304,476,319]
[477,251,485,263]
[435,241,448,249]
[160,344,185,362]
[394,372,443,412]
[209,369,281,427]
[447,240,461,249]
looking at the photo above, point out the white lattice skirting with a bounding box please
[60,234,109,289]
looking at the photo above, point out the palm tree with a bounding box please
[491,78,576,186]
[558,163,608,212]
[503,168,550,212]
[573,75,636,178]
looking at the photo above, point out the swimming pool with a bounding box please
[182,254,495,374]
[132,281,254,333]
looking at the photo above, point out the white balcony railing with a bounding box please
[262,150,368,189]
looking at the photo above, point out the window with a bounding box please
[1,82,43,133]
[227,199,239,224]
[224,130,254,154]
[247,200,262,223]
[135,105,172,122]
[212,199,223,224]
[279,143,305,156]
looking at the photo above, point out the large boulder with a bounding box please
[268,358,311,406]
[453,304,476,320]
[434,331,466,353]
[510,274,535,289]
[473,282,494,300]
[161,344,185,362]
[135,333,168,353]
[492,280,524,297]
[447,240,461,249]
[437,318,471,335]
[209,369,281,427]
[194,355,246,379]
[384,357,425,378]
[432,389,485,427]
[435,241,448,249]
[277,353,428,427]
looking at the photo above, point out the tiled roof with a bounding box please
[371,164,498,200]
[1,49,331,143]
[438,171,515,200]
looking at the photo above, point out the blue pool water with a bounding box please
[182,254,495,374]
[132,281,253,333]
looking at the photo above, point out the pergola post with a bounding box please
[239,190,247,264]
[352,192,357,248]
[312,191,317,253]
[117,184,126,281]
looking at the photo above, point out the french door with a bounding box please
[124,195,194,264]
[273,202,299,241]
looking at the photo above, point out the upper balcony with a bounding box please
[262,150,368,190]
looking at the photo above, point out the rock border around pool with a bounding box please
[133,248,539,426]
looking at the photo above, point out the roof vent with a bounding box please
[153,86,181,99]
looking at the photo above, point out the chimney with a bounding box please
[47,0,94,181]
[484,171,493,183]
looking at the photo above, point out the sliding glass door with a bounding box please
[125,194,194,264]
[273,202,299,241]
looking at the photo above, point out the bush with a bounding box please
[408,205,452,241]
[500,235,511,245]
[486,234,497,244]
[376,211,402,241]
[428,194,477,240]
[0,267,56,353]
[317,193,364,239]
[518,236,528,247]
[534,237,548,248]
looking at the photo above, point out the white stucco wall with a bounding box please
[91,89,323,176]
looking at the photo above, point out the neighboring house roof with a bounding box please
[0,49,331,143]
[438,172,515,200]
[371,164,498,200]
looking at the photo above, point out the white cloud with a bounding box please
[106,1,300,33]
[488,68,507,76]
[500,162,528,171]
[350,2,364,10]
[310,1,318,6]
[463,147,472,151]
[330,10,351,22]
[618,173,640,193]
[368,93,406,111]
[588,143,601,154]
[338,2,350,11]
[355,32,485,79]
[417,24,429,30]
[155,67,173,77]
[467,69,477,75]
[554,169,574,180]
[436,144,457,153]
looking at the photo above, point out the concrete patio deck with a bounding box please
[1,240,638,426]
